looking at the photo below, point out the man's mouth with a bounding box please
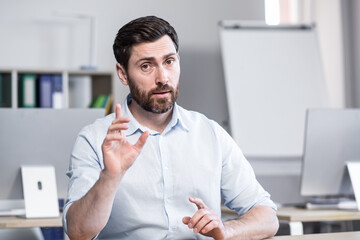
[152,90,171,95]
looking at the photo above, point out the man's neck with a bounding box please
[128,100,173,134]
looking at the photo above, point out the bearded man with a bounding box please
[63,16,279,240]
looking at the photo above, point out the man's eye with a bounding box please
[141,64,151,71]
[166,59,174,65]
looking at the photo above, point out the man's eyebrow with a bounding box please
[135,57,154,65]
[163,52,177,59]
[135,53,177,65]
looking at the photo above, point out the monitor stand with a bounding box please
[346,161,360,211]
[304,162,360,210]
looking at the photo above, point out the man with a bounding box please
[63,16,279,240]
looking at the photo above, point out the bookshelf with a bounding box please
[0,68,115,114]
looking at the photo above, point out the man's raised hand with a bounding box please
[102,104,149,179]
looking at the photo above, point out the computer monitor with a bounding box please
[0,108,105,203]
[300,108,360,197]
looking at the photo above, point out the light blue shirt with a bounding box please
[63,95,276,240]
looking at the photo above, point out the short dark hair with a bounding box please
[113,16,179,71]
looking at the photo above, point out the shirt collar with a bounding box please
[168,101,189,133]
[122,94,189,136]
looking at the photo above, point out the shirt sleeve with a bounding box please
[62,125,103,234]
[211,121,277,216]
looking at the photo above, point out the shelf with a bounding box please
[0,68,114,114]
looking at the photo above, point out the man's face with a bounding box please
[125,35,180,113]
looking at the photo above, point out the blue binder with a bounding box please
[39,75,53,108]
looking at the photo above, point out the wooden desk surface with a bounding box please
[266,231,360,240]
[277,207,360,222]
[0,214,62,229]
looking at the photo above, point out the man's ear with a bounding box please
[116,63,128,86]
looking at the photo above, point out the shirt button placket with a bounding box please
[159,135,176,233]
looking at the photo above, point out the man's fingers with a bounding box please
[189,196,206,210]
[185,209,208,229]
[108,123,129,133]
[112,104,130,142]
[104,133,123,142]
[133,131,149,152]
[185,197,208,230]
[182,216,191,224]
[112,118,130,124]
[192,213,216,234]
[200,220,218,234]
[115,104,122,119]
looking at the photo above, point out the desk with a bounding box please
[0,214,62,229]
[266,231,360,240]
[277,207,360,235]
[221,206,360,235]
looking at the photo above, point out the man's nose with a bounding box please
[155,66,169,85]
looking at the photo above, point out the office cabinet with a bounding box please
[0,68,114,114]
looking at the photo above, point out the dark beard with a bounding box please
[128,78,179,114]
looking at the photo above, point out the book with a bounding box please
[101,95,109,108]
[89,94,113,115]
[52,75,63,109]
[104,94,113,115]
[0,73,12,107]
[19,74,37,108]
[38,75,53,108]
[90,94,107,108]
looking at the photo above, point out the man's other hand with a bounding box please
[182,197,231,240]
